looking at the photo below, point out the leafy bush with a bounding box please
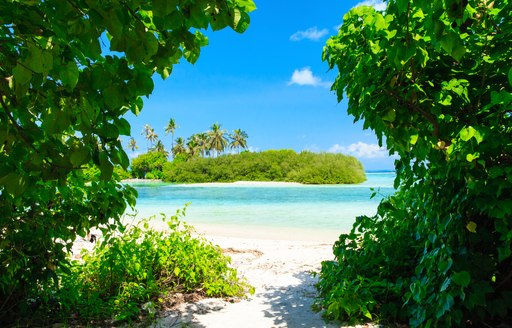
[164,150,366,184]
[314,191,419,324]
[130,151,171,179]
[54,207,252,324]
[316,1,512,327]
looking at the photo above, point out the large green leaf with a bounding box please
[60,62,80,89]
[452,271,471,288]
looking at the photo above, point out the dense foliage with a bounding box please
[164,149,366,184]
[7,208,252,326]
[0,0,255,321]
[315,0,512,326]
[131,151,171,179]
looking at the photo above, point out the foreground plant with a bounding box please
[316,0,512,326]
[54,208,252,325]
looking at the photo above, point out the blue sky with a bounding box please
[124,0,394,170]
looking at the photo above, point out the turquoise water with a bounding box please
[126,172,395,233]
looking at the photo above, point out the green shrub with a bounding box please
[130,151,170,179]
[53,207,252,324]
[316,1,512,326]
[314,191,418,324]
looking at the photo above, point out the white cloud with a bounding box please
[355,0,387,11]
[290,27,329,41]
[329,142,388,159]
[288,67,331,87]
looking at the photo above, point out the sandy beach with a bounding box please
[73,223,374,328]
[152,225,374,328]
[150,234,343,328]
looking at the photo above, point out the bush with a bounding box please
[130,151,170,179]
[5,207,252,326]
[55,207,252,324]
[316,1,512,326]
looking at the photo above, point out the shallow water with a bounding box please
[125,172,395,233]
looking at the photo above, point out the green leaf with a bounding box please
[440,278,451,292]
[440,33,466,61]
[382,109,396,122]
[459,126,476,141]
[410,134,419,145]
[232,9,250,33]
[70,147,90,166]
[508,68,512,87]
[466,153,479,162]
[61,62,79,90]
[115,118,131,136]
[0,172,28,196]
[237,0,257,12]
[396,0,410,13]
[98,151,114,181]
[466,221,477,233]
[361,305,372,319]
[133,72,154,96]
[13,64,32,86]
[438,258,453,274]
[452,271,471,287]
[104,84,124,109]
[153,0,179,17]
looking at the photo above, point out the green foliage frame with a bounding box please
[0,0,255,318]
[315,0,512,326]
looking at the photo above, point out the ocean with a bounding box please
[124,172,396,235]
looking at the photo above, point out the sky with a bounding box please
[124,0,394,171]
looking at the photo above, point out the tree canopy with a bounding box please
[0,0,255,319]
[315,0,512,326]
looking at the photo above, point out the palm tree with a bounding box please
[207,123,228,158]
[192,132,209,158]
[141,124,154,151]
[186,137,200,159]
[172,137,187,157]
[152,140,168,156]
[147,130,159,149]
[229,129,249,154]
[127,137,138,152]
[164,118,178,151]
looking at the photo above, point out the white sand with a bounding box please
[152,226,376,328]
[73,225,375,327]
[176,181,305,187]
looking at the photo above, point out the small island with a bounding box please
[128,149,366,185]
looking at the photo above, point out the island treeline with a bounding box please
[129,149,366,184]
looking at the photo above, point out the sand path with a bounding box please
[152,236,374,328]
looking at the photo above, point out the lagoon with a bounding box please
[125,172,395,239]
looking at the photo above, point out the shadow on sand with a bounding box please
[260,270,336,328]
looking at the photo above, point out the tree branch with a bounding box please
[386,89,440,137]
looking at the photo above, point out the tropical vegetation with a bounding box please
[132,121,249,160]
[0,0,255,325]
[131,151,171,180]
[60,209,251,325]
[315,0,512,327]
[165,150,366,184]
